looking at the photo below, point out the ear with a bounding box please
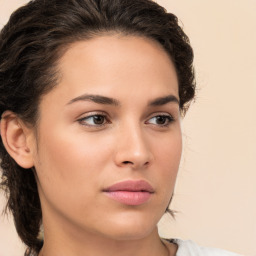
[0,111,35,169]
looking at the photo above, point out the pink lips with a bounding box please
[103,180,154,206]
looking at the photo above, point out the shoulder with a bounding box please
[166,239,243,256]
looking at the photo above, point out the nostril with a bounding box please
[122,161,150,167]
[123,161,133,165]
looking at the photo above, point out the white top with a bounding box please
[170,239,243,256]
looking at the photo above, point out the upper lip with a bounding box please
[103,180,154,193]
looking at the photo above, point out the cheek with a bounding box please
[153,129,182,169]
[150,129,182,194]
[34,125,115,196]
[33,130,114,221]
[38,123,106,165]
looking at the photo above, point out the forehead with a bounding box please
[41,35,179,108]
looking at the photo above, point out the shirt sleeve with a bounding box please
[172,239,243,256]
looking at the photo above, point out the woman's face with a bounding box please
[31,35,182,240]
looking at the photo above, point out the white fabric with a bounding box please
[172,239,243,256]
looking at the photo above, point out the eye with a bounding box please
[78,114,109,127]
[146,114,174,127]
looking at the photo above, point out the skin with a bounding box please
[1,35,181,256]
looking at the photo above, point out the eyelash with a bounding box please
[77,113,175,128]
[146,114,175,127]
[77,112,110,127]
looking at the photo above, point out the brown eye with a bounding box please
[155,116,167,125]
[147,115,174,127]
[93,115,105,125]
[78,114,108,126]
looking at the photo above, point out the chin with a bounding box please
[95,211,160,241]
[102,226,156,241]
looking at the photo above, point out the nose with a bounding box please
[113,124,153,169]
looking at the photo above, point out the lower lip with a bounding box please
[104,191,152,206]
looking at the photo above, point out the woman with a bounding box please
[0,0,241,255]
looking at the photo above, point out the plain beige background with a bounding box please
[0,0,255,255]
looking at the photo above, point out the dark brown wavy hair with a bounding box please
[0,0,195,255]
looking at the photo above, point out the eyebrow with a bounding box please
[67,94,120,106]
[66,94,179,106]
[148,95,180,106]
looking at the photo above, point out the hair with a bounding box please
[0,0,195,255]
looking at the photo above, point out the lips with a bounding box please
[103,180,154,206]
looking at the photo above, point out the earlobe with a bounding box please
[0,111,34,169]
